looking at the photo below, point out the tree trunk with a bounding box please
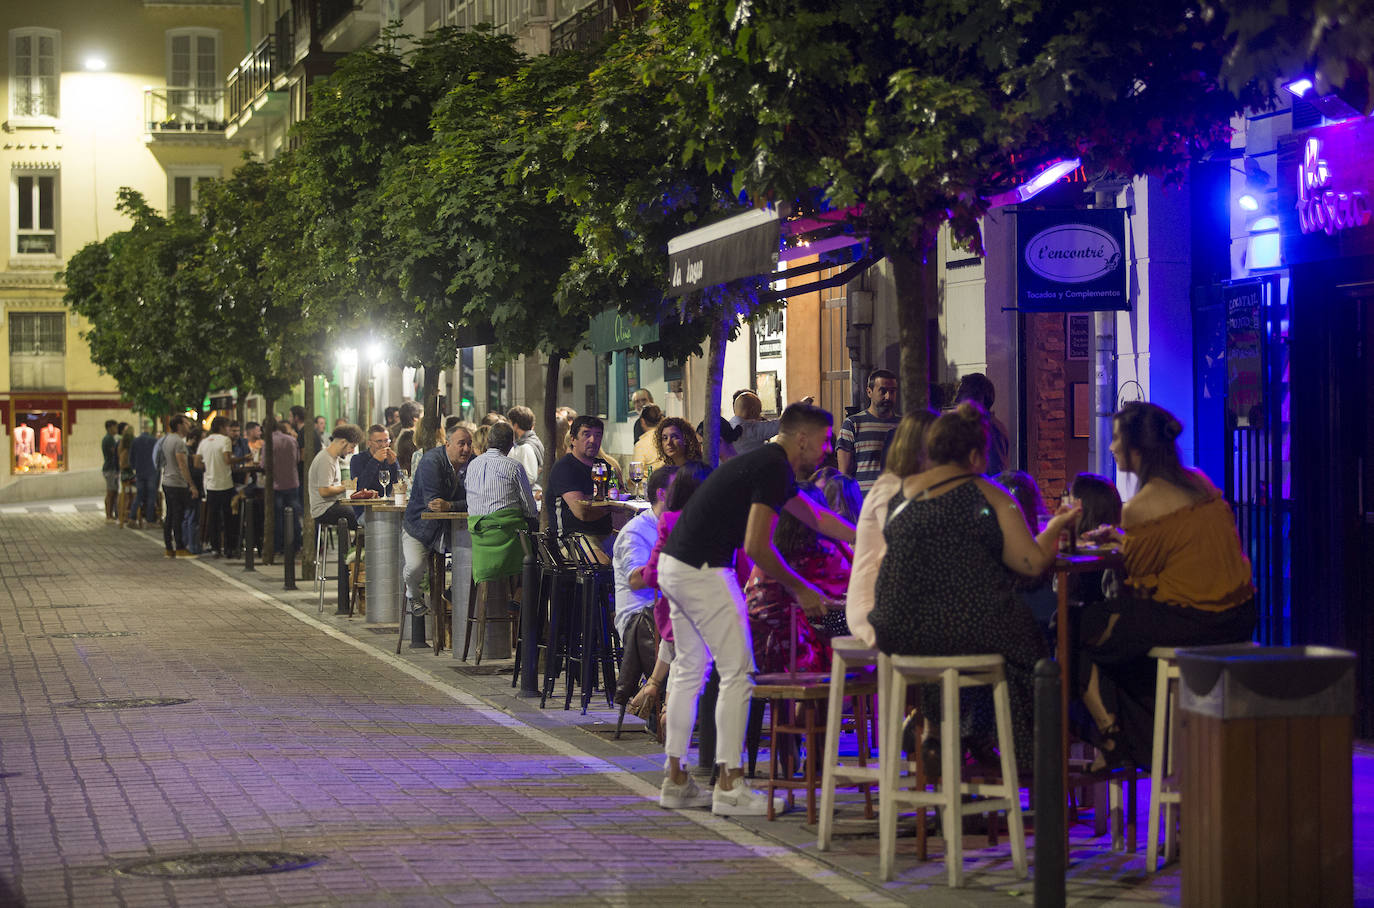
[703,310,730,466]
[421,364,442,424]
[261,396,276,565]
[539,353,562,532]
[302,367,318,581]
[892,247,938,414]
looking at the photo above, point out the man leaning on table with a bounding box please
[401,425,473,637]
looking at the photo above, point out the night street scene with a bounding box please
[2,0,1374,905]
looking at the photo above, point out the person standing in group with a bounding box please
[401,424,472,644]
[954,372,1011,474]
[156,415,198,557]
[129,421,159,528]
[631,389,655,441]
[101,420,121,521]
[506,406,544,495]
[116,423,136,527]
[271,418,303,554]
[656,403,856,815]
[547,415,615,551]
[196,417,237,557]
[837,369,900,493]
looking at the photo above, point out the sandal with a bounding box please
[1088,723,1129,773]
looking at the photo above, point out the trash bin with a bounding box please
[1176,645,1356,908]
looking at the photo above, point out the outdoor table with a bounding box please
[421,511,485,659]
[354,497,405,624]
[1053,546,1125,861]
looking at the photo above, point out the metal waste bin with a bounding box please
[1176,645,1355,908]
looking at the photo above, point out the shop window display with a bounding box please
[12,409,65,473]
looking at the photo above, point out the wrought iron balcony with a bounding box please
[144,87,228,137]
[550,0,618,54]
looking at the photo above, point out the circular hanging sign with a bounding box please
[1024,224,1123,283]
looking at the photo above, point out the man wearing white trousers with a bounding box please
[656,403,856,815]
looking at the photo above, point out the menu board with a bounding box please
[1225,282,1264,423]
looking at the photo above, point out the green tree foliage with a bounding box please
[62,190,225,419]
[676,0,1269,409]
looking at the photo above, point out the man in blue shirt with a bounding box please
[400,425,472,647]
[129,422,159,527]
[349,424,401,520]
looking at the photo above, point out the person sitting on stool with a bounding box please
[401,425,473,647]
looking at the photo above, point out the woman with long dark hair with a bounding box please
[1079,402,1255,768]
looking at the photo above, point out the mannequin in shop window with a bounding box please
[14,424,35,460]
[39,422,62,461]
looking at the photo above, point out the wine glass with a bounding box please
[628,461,645,499]
[378,470,392,500]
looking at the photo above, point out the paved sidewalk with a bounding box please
[3,502,1369,906]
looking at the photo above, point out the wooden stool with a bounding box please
[462,574,519,665]
[429,550,448,654]
[753,672,878,825]
[818,637,881,851]
[348,531,366,617]
[877,653,1028,886]
[1146,646,1182,872]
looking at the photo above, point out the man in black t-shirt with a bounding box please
[546,414,613,546]
[656,403,856,816]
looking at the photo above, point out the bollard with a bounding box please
[242,497,256,572]
[518,540,541,697]
[335,523,351,615]
[283,506,297,590]
[1034,658,1066,908]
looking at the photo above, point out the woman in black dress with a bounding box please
[871,403,1079,766]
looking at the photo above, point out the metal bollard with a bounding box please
[335,523,350,615]
[283,506,297,590]
[1034,658,1066,908]
[242,497,256,572]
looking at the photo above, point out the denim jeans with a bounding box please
[130,476,158,522]
[162,486,190,552]
[181,497,202,554]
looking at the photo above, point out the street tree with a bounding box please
[63,190,227,423]
[677,0,1266,412]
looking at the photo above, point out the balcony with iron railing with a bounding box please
[225,35,285,124]
[550,0,618,54]
[144,87,228,140]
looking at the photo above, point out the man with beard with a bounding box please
[655,403,856,816]
[837,368,899,494]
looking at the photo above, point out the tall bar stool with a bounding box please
[315,522,340,613]
[877,653,1028,887]
[818,637,881,851]
[1145,646,1182,873]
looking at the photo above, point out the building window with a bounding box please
[13,170,59,256]
[8,311,66,393]
[166,28,220,125]
[167,168,220,216]
[9,28,60,122]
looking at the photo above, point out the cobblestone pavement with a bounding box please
[3,502,1369,907]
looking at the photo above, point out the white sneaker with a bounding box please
[711,782,786,817]
[659,774,712,809]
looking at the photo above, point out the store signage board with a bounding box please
[1016,209,1129,311]
[1279,118,1374,265]
[1225,281,1264,422]
[587,310,659,355]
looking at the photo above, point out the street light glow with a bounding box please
[366,342,384,362]
[1238,193,1260,211]
[84,56,107,71]
[1283,77,1314,98]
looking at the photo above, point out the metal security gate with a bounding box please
[1219,276,1291,644]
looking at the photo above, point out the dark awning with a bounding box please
[665,208,780,297]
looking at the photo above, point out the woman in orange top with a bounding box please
[1080,402,1256,769]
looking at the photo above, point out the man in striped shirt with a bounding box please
[837,369,899,493]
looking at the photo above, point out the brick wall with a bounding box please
[1027,313,1068,500]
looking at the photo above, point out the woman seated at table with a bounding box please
[1069,471,1123,607]
[1078,402,1255,769]
[871,403,1079,770]
[998,470,1058,629]
[744,485,852,674]
[845,409,939,646]
[654,417,702,470]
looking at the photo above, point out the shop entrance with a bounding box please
[1020,312,1092,501]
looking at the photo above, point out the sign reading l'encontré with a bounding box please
[1016,208,1129,312]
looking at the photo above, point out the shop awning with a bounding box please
[587,310,660,354]
[665,208,781,298]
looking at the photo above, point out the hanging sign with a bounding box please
[1225,281,1264,422]
[1278,118,1374,265]
[1016,209,1129,312]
